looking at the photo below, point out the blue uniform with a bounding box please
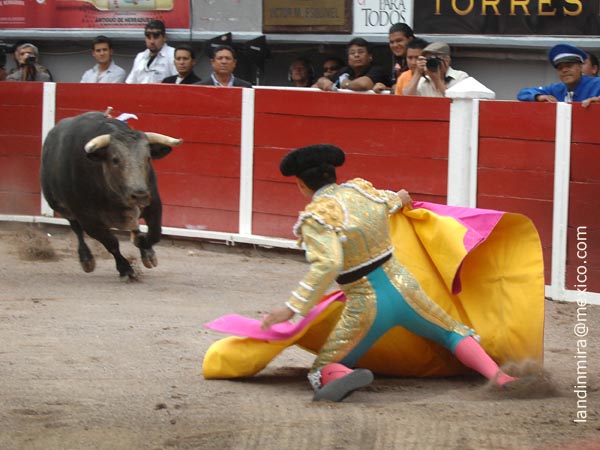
[517,75,600,102]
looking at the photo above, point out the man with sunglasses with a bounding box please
[126,19,177,84]
[321,56,344,80]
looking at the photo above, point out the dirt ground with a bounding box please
[0,221,599,450]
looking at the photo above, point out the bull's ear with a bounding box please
[149,144,173,160]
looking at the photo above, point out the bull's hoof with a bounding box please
[119,270,140,283]
[81,258,96,273]
[141,250,158,269]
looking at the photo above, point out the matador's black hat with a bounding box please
[280,144,345,177]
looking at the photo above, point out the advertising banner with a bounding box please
[263,0,351,33]
[353,0,413,34]
[0,0,189,29]
[414,0,600,35]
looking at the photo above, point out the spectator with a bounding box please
[288,57,315,88]
[373,22,416,93]
[388,22,415,85]
[162,44,201,84]
[125,19,177,84]
[403,42,468,97]
[395,37,429,96]
[313,38,390,92]
[582,52,599,77]
[80,36,126,83]
[517,44,600,104]
[6,43,52,82]
[195,45,252,87]
[321,56,344,80]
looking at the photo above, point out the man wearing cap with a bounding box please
[126,19,177,84]
[261,144,519,402]
[403,42,468,97]
[517,43,600,104]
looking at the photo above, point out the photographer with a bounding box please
[6,43,52,82]
[403,42,468,97]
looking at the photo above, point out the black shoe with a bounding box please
[313,369,374,402]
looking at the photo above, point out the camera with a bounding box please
[25,54,37,66]
[426,56,443,71]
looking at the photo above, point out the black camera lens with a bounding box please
[25,54,36,65]
[426,56,441,71]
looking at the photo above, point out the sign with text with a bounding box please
[353,0,413,34]
[263,0,351,33]
[0,0,189,29]
[414,0,600,35]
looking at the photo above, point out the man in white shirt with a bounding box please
[403,42,469,97]
[126,19,177,84]
[80,36,126,83]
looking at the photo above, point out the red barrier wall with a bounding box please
[0,83,597,295]
[569,106,600,293]
[252,90,451,238]
[54,83,243,232]
[0,83,44,216]
[477,101,556,284]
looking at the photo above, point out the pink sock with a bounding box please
[454,336,516,386]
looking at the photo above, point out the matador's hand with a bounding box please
[398,189,412,208]
[261,305,295,330]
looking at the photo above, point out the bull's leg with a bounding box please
[69,220,95,273]
[136,201,162,269]
[84,225,136,280]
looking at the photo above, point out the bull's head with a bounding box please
[83,131,183,207]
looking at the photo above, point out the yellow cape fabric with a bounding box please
[203,209,545,379]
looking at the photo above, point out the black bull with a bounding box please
[40,111,182,279]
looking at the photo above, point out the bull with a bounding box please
[40,111,182,280]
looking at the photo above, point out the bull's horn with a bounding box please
[84,134,111,153]
[145,132,183,147]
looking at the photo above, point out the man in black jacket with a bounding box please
[162,44,201,85]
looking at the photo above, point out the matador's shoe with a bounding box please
[309,363,374,402]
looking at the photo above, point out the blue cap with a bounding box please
[548,44,587,67]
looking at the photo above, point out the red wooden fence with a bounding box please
[0,82,598,295]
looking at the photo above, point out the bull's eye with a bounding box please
[112,157,119,165]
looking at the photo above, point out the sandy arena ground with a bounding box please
[0,221,598,450]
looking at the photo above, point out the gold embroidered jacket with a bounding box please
[286,178,404,316]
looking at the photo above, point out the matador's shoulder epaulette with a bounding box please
[343,178,383,199]
[293,196,346,238]
[342,178,402,212]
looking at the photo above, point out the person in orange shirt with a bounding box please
[395,38,429,96]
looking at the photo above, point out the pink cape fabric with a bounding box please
[204,291,345,341]
[414,201,503,253]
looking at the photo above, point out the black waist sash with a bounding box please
[336,253,392,285]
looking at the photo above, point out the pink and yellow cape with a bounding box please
[202,202,545,379]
